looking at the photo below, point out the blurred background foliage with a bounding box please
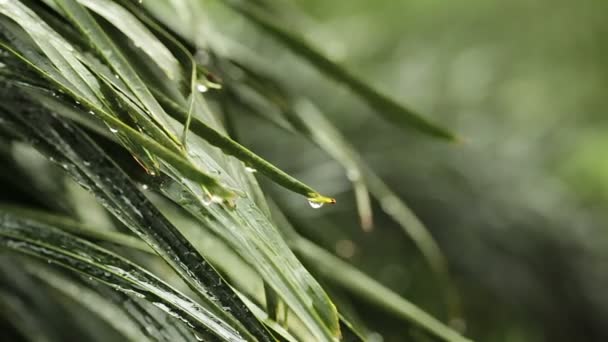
[203,0,608,341]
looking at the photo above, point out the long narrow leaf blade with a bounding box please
[292,238,471,342]
[223,0,459,141]
[0,103,272,342]
[0,210,245,341]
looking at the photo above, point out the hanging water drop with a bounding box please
[141,184,149,190]
[196,83,208,93]
[245,166,257,173]
[307,199,324,209]
[109,127,118,133]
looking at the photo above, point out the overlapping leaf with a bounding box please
[0,209,244,341]
[0,95,272,341]
[0,1,343,340]
[0,1,474,341]
[221,0,459,141]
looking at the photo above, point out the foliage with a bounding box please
[0,0,470,341]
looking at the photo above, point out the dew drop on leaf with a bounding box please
[196,83,208,93]
[245,166,257,173]
[307,199,324,209]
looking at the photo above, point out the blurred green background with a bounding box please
[211,0,608,341]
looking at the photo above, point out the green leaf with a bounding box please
[0,5,342,338]
[53,0,181,148]
[264,200,469,342]
[151,90,336,205]
[77,0,182,83]
[160,170,342,341]
[0,209,246,341]
[0,1,102,106]
[291,238,472,342]
[0,204,151,253]
[23,264,156,342]
[0,1,232,199]
[222,0,460,141]
[286,102,459,317]
[225,61,462,321]
[0,105,273,342]
[150,80,342,342]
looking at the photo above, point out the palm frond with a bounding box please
[0,1,470,341]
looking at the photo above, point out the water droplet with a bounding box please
[141,184,149,190]
[88,110,95,115]
[109,127,118,133]
[245,166,257,173]
[194,334,203,341]
[307,199,324,209]
[196,83,208,93]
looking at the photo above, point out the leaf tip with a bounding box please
[307,194,336,209]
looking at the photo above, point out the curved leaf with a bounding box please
[0,2,232,198]
[222,0,459,141]
[292,238,471,342]
[53,0,182,147]
[0,103,272,342]
[0,210,246,341]
[152,90,336,205]
[77,0,181,82]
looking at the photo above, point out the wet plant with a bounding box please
[0,1,467,341]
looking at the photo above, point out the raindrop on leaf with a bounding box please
[196,83,208,93]
[307,199,324,209]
